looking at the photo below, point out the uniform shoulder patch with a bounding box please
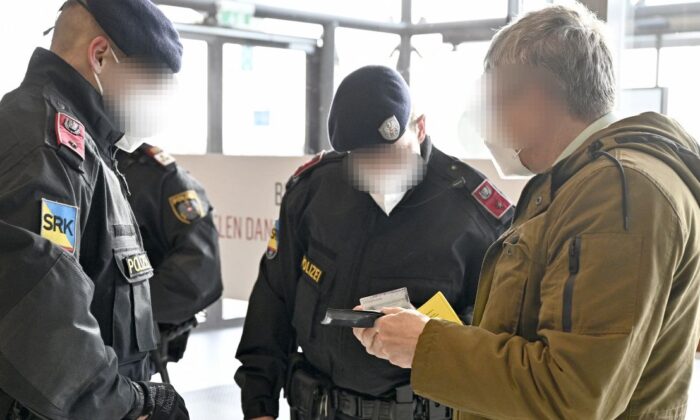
[286,151,348,190]
[168,190,205,224]
[144,145,176,167]
[55,113,85,161]
[41,198,79,254]
[293,151,326,178]
[471,180,512,220]
[266,220,279,259]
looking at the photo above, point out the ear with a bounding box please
[87,36,110,74]
[415,114,427,144]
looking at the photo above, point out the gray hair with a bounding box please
[484,3,615,121]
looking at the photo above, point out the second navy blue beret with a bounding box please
[328,65,412,152]
[77,0,183,73]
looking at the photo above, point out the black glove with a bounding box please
[127,382,189,420]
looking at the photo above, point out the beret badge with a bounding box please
[378,115,401,141]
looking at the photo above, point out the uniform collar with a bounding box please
[21,48,124,147]
[553,112,619,166]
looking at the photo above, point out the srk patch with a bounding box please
[122,252,154,280]
[168,190,205,224]
[41,198,79,254]
[266,220,279,259]
[301,255,324,283]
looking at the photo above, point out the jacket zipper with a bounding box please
[562,236,581,332]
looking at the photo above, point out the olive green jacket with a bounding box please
[411,113,700,419]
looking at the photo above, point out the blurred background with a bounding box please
[2,1,699,418]
[3,0,699,158]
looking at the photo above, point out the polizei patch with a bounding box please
[122,252,154,279]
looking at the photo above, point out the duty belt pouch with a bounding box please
[287,356,333,420]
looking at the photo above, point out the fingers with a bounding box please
[380,307,404,315]
[368,331,389,360]
[353,326,377,347]
[351,305,369,342]
[352,327,364,342]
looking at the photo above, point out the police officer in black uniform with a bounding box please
[0,1,188,419]
[117,144,223,375]
[235,66,514,420]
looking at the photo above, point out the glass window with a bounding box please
[642,0,697,5]
[0,0,62,97]
[222,44,307,156]
[247,0,401,22]
[620,48,658,89]
[658,45,700,139]
[410,36,491,159]
[412,0,508,23]
[157,5,205,25]
[149,39,209,155]
[334,28,401,89]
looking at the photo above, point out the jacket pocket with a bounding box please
[113,248,157,355]
[479,234,530,334]
[292,245,336,344]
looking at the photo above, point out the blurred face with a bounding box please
[86,36,176,150]
[99,55,176,141]
[346,123,427,195]
[476,65,568,176]
[481,65,564,152]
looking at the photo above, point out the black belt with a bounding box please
[333,385,451,420]
[286,355,451,420]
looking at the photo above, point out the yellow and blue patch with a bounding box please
[40,198,78,254]
[266,220,279,259]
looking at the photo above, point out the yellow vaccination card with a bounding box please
[417,291,463,325]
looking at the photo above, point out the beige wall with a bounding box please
[176,154,527,300]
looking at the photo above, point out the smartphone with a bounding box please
[320,308,384,328]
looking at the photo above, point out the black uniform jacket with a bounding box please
[0,48,156,419]
[117,144,223,325]
[235,138,514,418]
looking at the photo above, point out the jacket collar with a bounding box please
[515,113,700,226]
[21,48,124,149]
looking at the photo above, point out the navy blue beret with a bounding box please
[78,0,183,73]
[328,65,412,152]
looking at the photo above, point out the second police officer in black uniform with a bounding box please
[235,66,514,420]
[0,0,188,419]
[117,143,223,380]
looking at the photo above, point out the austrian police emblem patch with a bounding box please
[378,115,401,141]
[168,190,205,224]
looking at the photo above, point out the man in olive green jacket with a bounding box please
[353,4,700,419]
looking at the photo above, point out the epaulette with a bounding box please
[440,155,513,221]
[286,150,348,190]
[44,93,86,172]
[54,112,86,171]
[141,144,176,168]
